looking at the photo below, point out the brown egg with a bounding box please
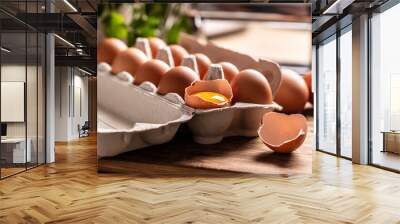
[258,112,307,153]
[303,71,313,104]
[275,69,309,114]
[158,66,199,98]
[231,69,273,104]
[185,79,233,109]
[97,38,127,64]
[148,37,166,58]
[194,53,211,79]
[111,48,148,76]
[169,45,188,66]
[219,62,239,83]
[134,59,170,86]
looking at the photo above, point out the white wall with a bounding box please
[1,65,26,138]
[1,65,37,138]
[55,67,89,141]
[72,73,89,137]
[1,64,46,164]
[55,66,70,141]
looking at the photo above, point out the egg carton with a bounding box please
[97,63,193,157]
[97,35,282,157]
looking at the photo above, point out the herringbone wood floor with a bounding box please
[1,134,400,223]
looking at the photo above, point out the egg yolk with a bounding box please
[193,91,228,105]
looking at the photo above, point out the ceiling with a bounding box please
[311,0,391,43]
[1,0,393,72]
[0,0,96,72]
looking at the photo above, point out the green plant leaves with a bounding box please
[101,3,193,46]
[166,16,192,44]
[103,11,128,40]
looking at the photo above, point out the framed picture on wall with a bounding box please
[1,81,25,122]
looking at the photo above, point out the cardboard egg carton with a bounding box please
[97,35,281,157]
[97,63,193,157]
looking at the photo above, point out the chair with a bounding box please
[79,121,90,138]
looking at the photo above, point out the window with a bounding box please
[339,27,352,158]
[0,1,46,179]
[370,3,400,171]
[317,35,337,154]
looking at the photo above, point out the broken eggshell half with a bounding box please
[185,64,232,109]
[258,112,307,153]
[184,79,233,109]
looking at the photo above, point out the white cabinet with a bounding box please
[1,138,32,163]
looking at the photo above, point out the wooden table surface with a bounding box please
[98,116,313,176]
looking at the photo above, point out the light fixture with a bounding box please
[322,0,355,15]
[76,49,85,55]
[1,47,11,53]
[54,34,75,48]
[63,0,78,12]
[77,67,93,76]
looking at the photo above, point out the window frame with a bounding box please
[315,20,353,160]
[367,0,400,173]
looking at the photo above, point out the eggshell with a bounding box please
[258,112,307,153]
[231,69,273,104]
[148,37,166,58]
[303,71,313,104]
[111,48,148,76]
[274,69,309,114]
[157,66,199,98]
[194,53,212,79]
[169,45,188,66]
[185,79,233,109]
[219,62,239,83]
[97,38,127,64]
[134,59,170,86]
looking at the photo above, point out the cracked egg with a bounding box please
[185,64,232,109]
[258,112,307,153]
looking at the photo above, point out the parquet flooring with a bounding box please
[1,133,400,223]
[1,167,26,178]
